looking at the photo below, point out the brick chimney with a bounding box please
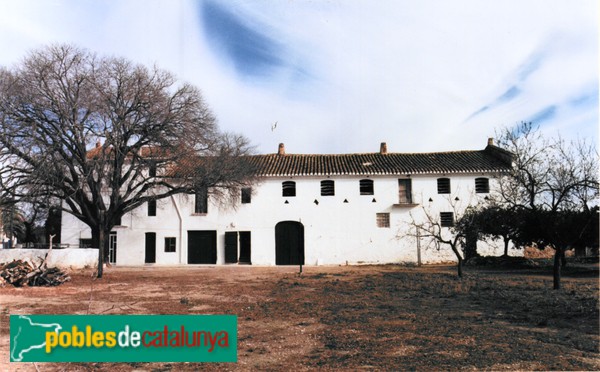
[278,143,285,155]
[487,138,494,146]
[380,142,387,154]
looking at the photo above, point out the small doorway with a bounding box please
[188,231,217,264]
[108,232,117,264]
[145,232,156,264]
[275,221,304,265]
[224,232,238,264]
[239,232,251,264]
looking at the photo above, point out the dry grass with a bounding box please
[0,264,598,371]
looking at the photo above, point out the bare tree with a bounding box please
[0,44,257,277]
[493,122,599,289]
[406,197,475,278]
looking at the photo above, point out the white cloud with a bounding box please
[0,0,596,154]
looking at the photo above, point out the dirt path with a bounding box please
[1,265,598,371]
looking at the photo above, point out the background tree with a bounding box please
[462,205,522,257]
[0,44,257,277]
[492,122,599,289]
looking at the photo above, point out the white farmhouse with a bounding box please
[61,139,515,266]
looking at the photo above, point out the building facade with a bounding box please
[61,140,517,265]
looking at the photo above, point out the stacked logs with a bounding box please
[0,259,70,287]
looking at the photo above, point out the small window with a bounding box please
[440,212,454,227]
[321,180,335,196]
[282,181,296,197]
[241,187,252,204]
[149,162,157,177]
[376,213,390,228]
[194,188,208,214]
[148,200,157,216]
[79,238,93,248]
[398,179,413,204]
[165,237,176,252]
[437,178,451,194]
[360,179,374,195]
[475,177,489,193]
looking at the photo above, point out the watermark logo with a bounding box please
[10,315,237,362]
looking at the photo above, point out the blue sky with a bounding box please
[0,0,597,154]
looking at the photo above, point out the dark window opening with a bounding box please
[282,181,296,197]
[165,237,176,252]
[148,200,157,216]
[440,212,454,227]
[475,177,490,193]
[321,180,335,196]
[195,188,208,214]
[149,162,157,177]
[80,238,93,248]
[437,178,451,194]
[398,179,413,204]
[241,187,252,204]
[360,179,374,195]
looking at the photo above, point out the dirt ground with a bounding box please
[1,263,598,371]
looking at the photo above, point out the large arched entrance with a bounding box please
[275,221,305,265]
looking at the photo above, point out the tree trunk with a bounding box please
[553,246,562,290]
[97,229,105,278]
[450,243,464,278]
[503,238,510,257]
[463,231,479,261]
[559,248,567,268]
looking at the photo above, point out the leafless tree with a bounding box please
[0,44,257,277]
[405,197,475,278]
[493,122,599,289]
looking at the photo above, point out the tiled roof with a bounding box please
[247,146,512,177]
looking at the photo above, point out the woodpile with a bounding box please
[0,259,70,287]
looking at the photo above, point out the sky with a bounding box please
[0,0,597,155]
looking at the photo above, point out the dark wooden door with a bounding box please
[275,222,304,265]
[145,232,156,264]
[224,232,238,264]
[188,231,217,264]
[239,232,251,264]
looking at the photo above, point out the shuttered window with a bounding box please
[360,179,374,195]
[437,178,451,194]
[321,180,335,196]
[440,212,454,227]
[282,181,296,197]
[475,177,490,193]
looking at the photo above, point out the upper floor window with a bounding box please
[440,212,454,227]
[148,200,157,216]
[437,178,451,194]
[398,179,413,204]
[195,188,208,214]
[241,187,252,204]
[149,162,157,177]
[321,180,335,196]
[475,177,490,193]
[360,179,374,195]
[282,181,296,197]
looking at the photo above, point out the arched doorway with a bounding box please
[275,221,305,265]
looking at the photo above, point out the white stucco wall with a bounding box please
[0,248,98,269]
[60,173,519,266]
